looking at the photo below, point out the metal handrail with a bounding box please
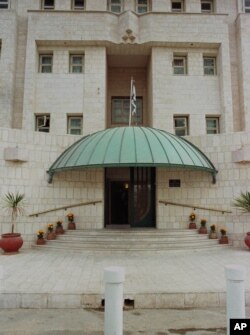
[29,200,102,217]
[159,200,232,214]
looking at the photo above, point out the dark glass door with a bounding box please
[130,167,156,228]
[105,168,155,228]
[110,181,129,225]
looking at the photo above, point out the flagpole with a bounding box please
[129,77,133,127]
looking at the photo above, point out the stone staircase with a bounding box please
[34,229,229,252]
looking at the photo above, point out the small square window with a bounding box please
[108,0,123,13]
[206,117,219,134]
[136,0,149,13]
[0,0,9,9]
[70,55,84,73]
[245,0,250,13]
[174,116,189,136]
[39,54,53,73]
[35,115,50,133]
[41,0,55,10]
[173,56,187,75]
[72,0,84,10]
[68,116,83,135]
[171,0,184,12]
[201,0,214,13]
[111,97,143,125]
[203,57,216,75]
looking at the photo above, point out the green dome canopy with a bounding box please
[47,126,217,182]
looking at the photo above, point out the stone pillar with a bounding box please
[104,266,125,335]
[225,264,246,335]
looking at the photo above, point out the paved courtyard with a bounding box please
[0,247,250,309]
[0,247,250,334]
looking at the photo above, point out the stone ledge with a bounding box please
[4,147,29,162]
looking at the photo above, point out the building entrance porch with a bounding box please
[105,167,156,228]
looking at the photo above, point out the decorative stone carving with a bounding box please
[122,29,136,43]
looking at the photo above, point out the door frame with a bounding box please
[104,167,156,228]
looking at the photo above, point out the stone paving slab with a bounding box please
[0,307,237,334]
[0,247,250,309]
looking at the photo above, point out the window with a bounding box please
[173,55,187,75]
[201,0,214,13]
[174,116,189,136]
[69,55,84,73]
[35,115,50,133]
[72,0,84,10]
[171,0,184,12]
[136,0,149,13]
[111,97,143,125]
[67,116,83,135]
[206,117,219,134]
[41,0,55,10]
[245,0,250,13]
[39,54,53,73]
[203,57,216,75]
[0,0,8,9]
[108,0,123,13]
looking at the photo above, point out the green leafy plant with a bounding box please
[220,228,227,236]
[233,192,250,213]
[3,192,25,233]
[210,224,216,232]
[189,212,196,221]
[200,219,207,227]
[37,230,44,239]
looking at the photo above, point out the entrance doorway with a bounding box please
[105,167,156,228]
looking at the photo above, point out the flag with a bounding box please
[131,80,136,115]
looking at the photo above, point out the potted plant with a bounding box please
[67,212,76,230]
[233,191,250,248]
[55,220,64,235]
[0,192,25,253]
[46,223,56,240]
[199,219,208,234]
[36,230,46,245]
[219,228,228,244]
[209,224,217,239]
[188,212,196,229]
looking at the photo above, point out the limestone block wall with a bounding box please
[236,14,250,132]
[107,67,148,127]
[151,47,222,134]
[157,131,250,249]
[0,128,104,247]
[0,10,17,128]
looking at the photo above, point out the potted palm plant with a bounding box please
[0,192,25,253]
[233,191,250,248]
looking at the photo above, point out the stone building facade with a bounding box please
[0,0,250,247]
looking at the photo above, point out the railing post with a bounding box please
[104,266,125,335]
[225,264,246,335]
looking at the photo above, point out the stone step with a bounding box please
[34,242,227,252]
[55,235,212,243]
[34,228,227,252]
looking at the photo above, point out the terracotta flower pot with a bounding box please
[189,222,196,229]
[36,238,46,245]
[244,232,250,249]
[199,226,208,234]
[219,235,229,244]
[68,221,76,230]
[0,233,23,253]
[55,225,64,235]
[46,232,56,240]
[209,231,217,239]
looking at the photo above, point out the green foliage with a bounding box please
[233,192,250,213]
[3,192,25,233]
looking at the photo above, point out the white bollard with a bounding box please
[225,264,246,335]
[104,266,125,335]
